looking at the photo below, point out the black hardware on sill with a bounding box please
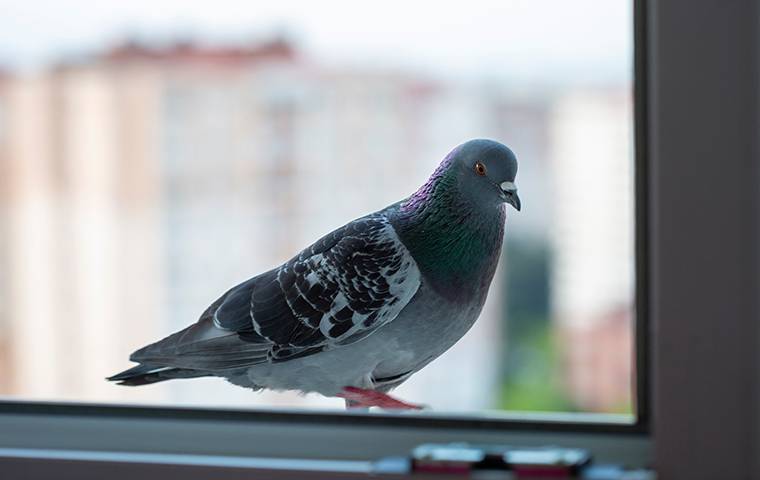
[372,443,653,479]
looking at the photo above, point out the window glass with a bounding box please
[0,0,634,415]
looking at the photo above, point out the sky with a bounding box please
[0,0,632,82]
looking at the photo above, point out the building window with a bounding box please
[0,1,637,420]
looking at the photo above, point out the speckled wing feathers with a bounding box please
[212,213,420,363]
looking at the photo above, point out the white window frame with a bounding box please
[2,0,759,476]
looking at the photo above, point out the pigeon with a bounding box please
[108,139,521,410]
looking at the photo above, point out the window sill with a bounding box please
[0,401,652,470]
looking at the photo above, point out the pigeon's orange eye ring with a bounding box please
[474,161,487,176]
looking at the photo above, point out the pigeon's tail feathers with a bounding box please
[127,314,271,372]
[107,364,209,386]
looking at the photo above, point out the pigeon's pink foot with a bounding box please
[338,386,424,410]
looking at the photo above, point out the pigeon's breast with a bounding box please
[367,280,488,382]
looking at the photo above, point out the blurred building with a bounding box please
[0,39,516,410]
[0,35,636,413]
[0,72,13,393]
[549,88,634,412]
[1,53,169,401]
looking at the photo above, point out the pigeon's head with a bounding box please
[449,139,521,211]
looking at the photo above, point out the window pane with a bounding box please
[0,0,634,415]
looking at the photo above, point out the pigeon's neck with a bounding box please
[392,172,505,302]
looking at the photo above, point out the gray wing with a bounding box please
[130,213,421,372]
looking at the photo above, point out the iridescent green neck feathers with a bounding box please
[391,163,506,301]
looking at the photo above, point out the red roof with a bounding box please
[103,38,296,66]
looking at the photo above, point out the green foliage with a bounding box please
[497,237,634,414]
[498,322,576,412]
[498,237,577,412]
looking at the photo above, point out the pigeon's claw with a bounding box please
[338,386,425,410]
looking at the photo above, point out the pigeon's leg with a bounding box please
[343,398,370,411]
[337,386,424,410]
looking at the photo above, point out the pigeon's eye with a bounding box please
[474,162,487,176]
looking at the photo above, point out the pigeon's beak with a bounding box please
[500,181,521,211]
